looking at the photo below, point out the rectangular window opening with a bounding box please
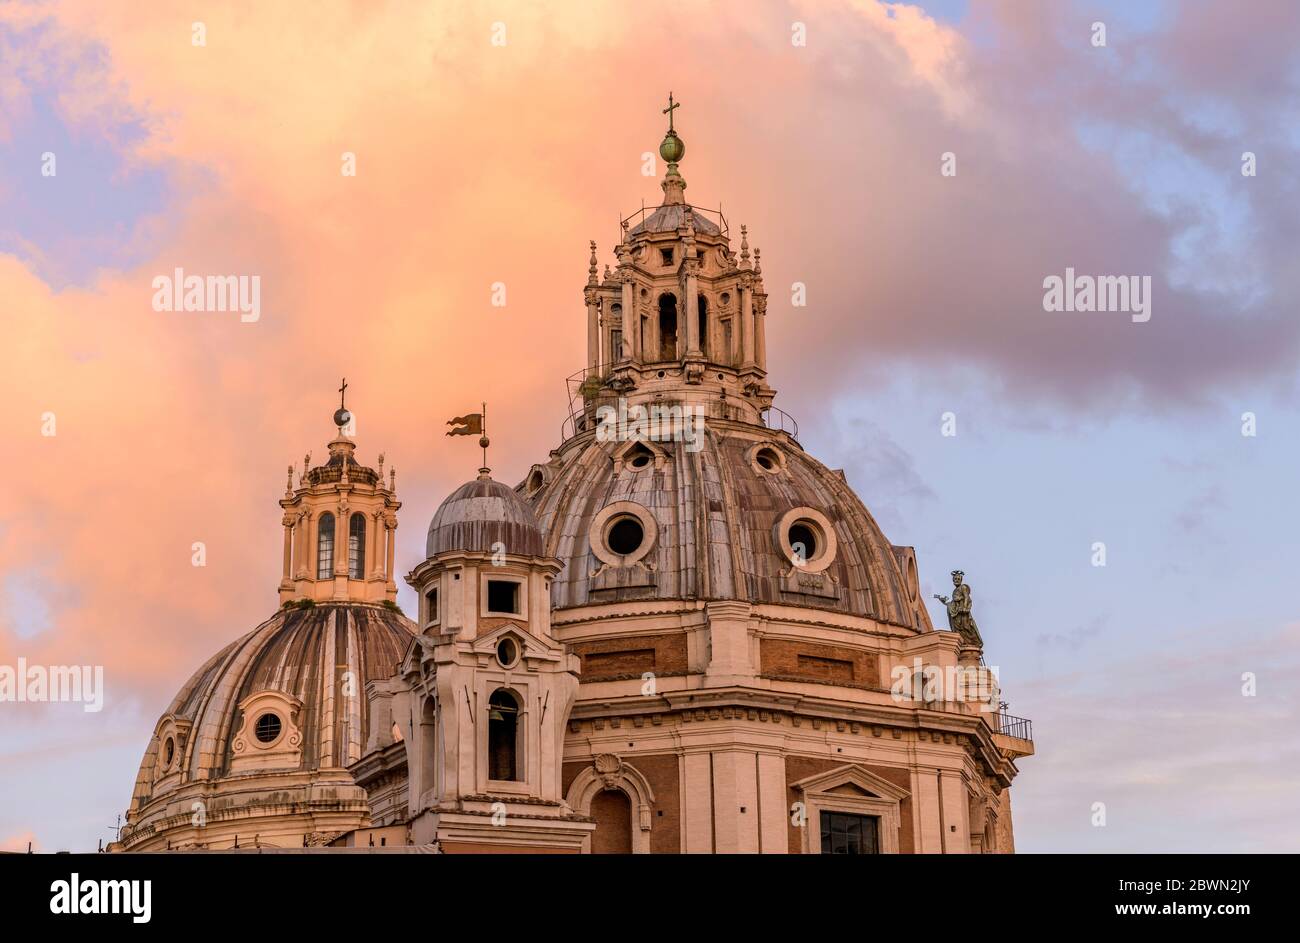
[819,811,880,854]
[487,579,520,615]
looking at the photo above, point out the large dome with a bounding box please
[426,475,545,558]
[522,420,930,629]
[121,602,413,839]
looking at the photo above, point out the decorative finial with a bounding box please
[389,467,396,492]
[588,240,598,285]
[659,92,686,199]
[663,91,681,133]
[753,247,762,276]
[333,377,352,430]
[302,452,311,482]
[377,452,385,483]
[286,464,294,494]
[740,225,750,265]
[478,401,491,478]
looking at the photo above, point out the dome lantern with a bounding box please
[277,384,402,605]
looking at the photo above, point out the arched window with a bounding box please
[697,294,709,357]
[658,293,678,361]
[316,513,335,579]
[610,303,623,363]
[487,689,520,781]
[348,513,366,579]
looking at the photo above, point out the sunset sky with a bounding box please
[2,0,1298,853]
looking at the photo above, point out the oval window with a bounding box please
[607,516,645,556]
[254,712,282,744]
[163,737,175,767]
[497,637,519,668]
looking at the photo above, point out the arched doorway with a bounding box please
[658,293,678,361]
[590,789,633,854]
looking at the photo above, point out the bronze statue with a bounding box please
[934,570,983,648]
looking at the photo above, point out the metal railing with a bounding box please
[996,713,1033,741]
[761,405,799,441]
[558,365,802,445]
[620,202,730,238]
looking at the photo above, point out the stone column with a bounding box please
[385,517,397,592]
[369,510,382,579]
[685,269,700,355]
[621,275,636,362]
[281,515,294,583]
[586,289,600,372]
[754,294,767,372]
[740,282,755,368]
[294,511,309,578]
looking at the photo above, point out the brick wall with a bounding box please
[570,633,690,682]
[760,639,882,690]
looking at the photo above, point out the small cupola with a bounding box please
[277,382,402,605]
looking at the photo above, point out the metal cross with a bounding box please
[338,377,348,409]
[663,92,681,131]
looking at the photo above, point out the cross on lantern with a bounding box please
[663,92,681,132]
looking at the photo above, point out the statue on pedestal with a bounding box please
[934,570,984,649]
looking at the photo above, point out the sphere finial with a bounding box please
[660,92,685,164]
[333,377,352,429]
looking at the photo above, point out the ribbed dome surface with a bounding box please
[426,476,545,557]
[524,423,927,627]
[126,603,413,814]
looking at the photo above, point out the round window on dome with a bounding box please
[750,444,786,475]
[606,516,645,556]
[590,501,657,568]
[775,507,838,573]
[787,522,820,565]
[496,637,520,668]
[254,712,282,744]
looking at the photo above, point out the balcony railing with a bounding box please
[558,364,802,445]
[996,713,1033,742]
[760,405,799,441]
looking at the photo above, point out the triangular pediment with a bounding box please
[610,436,670,473]
[790,764,911,802]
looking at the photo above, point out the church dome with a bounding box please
[523,422,928,628]
[426,474,545,558]
[121,602,413,839]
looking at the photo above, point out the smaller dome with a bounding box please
[628,203,720,236]
[426,475,545,558]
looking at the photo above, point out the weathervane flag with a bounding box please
[446,413,483,436]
